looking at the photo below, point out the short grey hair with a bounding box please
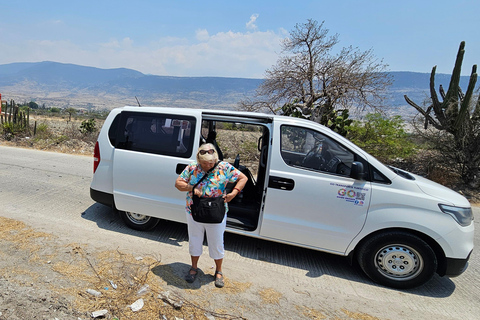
[196,143,219,163]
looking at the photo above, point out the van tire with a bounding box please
[357,231,437,289]
[119,211,160,231]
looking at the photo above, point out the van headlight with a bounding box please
[439,204,474,227]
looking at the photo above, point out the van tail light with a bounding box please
[93,141,100,173]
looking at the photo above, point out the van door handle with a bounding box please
[268,176,295,191]
[176,163,188,174]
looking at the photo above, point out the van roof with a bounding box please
[119,105,319,125]
[121,105,273,119]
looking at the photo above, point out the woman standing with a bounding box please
[175,143,247,288]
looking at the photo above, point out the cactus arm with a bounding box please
[443,42,465,106]
[442,42,465,124]
[473,93,480,120]
[430,66,448,126]
[430,66,441,107]
[404,95,443,130]
[455,65,478,129]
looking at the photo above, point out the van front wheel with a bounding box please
[357,231,437,289]
[119,211,160,231]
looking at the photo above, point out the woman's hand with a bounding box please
[175,177,200,196]
[193,188,201,197]
[223,190,239,203]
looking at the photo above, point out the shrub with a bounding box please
[2,122,19,140]
[347,113,416,162]
[80,118,96,134]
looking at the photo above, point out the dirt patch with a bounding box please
[0,216,254,319]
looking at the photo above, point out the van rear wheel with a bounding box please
[119,211,160,231]
[357,231,437,289]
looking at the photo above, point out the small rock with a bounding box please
[159,291,183,310]
[137,284,149,296]
[130,298,144,312]
[204,313,216,320]
[86,289,102,297]
[108,280,117,289]
[91,309,108,318]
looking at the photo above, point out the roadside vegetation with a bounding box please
[0,101,106,155]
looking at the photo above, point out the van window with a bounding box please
[280,125,354,176]
[115,111,195,157]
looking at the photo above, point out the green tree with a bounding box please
[65,107,77,122]
[240,19,392,132]
[348,113,416,162]
[404,41,480,187]
[28,101,39,109]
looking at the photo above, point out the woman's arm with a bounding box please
[175,177,201,196]
[224,172,247,203]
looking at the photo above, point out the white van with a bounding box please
[90,106,474,289]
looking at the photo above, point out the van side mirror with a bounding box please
[350,162,365,180]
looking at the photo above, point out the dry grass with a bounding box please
[0,216,249,319]
[258,287,283,304]
[296,306,327,319]
[341,309,382,320]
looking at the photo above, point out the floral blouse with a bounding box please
[179,161,241,214]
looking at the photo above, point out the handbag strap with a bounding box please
[192,161,218,194]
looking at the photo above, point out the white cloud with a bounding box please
[0,25,286,78]
[101,37,133,49]
[195,29,210,42]
[246,14,259,30]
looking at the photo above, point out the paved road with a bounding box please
[0,145,479,319]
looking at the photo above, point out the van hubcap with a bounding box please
[375,245,423,280]
[125,212,150,225]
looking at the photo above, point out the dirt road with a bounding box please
[0,145,479,320]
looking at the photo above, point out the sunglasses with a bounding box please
[199,149,215,155]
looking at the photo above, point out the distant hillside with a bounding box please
[0,61,262,110]
[0,61,476,117]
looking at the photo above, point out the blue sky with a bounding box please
[1,0,479,78]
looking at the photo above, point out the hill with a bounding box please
[0,61,476,117]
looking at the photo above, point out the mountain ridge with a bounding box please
[0,61,476,115]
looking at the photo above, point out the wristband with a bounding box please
[233,187,242,193]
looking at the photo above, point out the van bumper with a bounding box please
[90,188,114,208]
[441,250,472,277]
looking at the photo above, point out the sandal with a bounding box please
[214,271,224,288]
[185,267,198,283]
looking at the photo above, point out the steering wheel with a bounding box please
[325,156,341,173]
[302,145,323,168]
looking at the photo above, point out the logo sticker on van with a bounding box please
[336,185,368,206]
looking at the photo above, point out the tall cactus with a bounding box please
[404,41,479,135]
[404,41,480,187]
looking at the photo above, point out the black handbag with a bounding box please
[190,162,226,224]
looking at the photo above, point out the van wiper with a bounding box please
[387,166,415,180]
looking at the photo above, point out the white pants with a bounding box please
[186,212,226,260]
